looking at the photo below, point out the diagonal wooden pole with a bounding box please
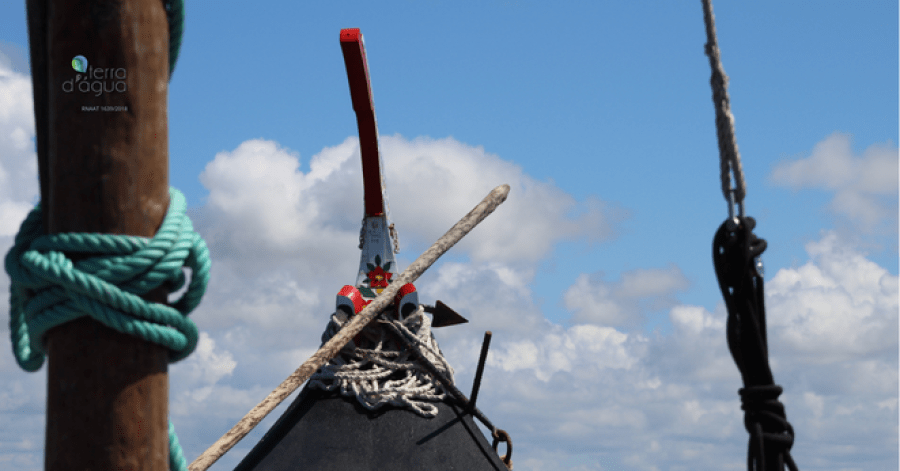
[189,184,511,471]
[29,0,172,469]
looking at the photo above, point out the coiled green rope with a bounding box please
[5,187,209,471]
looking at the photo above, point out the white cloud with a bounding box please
[171,332,237,388]
[188,133,623,349]
[197,138,358,274]
[770,133,899,232]
[669,304,725,335]
[457,231,896,470]
[564,266,689,327]
[379,135,626,264]
[0,62,46,471]
[766,231,898,364]
[417,261,545,336]
[487,323,639,382]
[196,135,623,272]
[0,58,38,236]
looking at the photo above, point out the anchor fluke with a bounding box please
[425,300,469,328]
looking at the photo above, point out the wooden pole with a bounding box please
[190,184,511,471]
[31,0,172,469]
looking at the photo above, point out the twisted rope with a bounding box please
[169,420,188,471]
[5,187,209,369]
[308,305,455,417]
[5,187,210,471]
[702,0,747,215]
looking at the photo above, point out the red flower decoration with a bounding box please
[366,266,392,288]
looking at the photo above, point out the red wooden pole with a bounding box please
[340,28,386,217]
[28,0,172,469]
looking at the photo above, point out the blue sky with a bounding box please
[0,1,897,470]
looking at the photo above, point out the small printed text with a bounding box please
[81,105,128,112]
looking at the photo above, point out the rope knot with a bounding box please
[739,385,796,463]
[5,188,211,371]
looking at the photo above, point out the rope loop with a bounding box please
[5,187,211,371]
[740,385,798,471]
[492,428,513,469]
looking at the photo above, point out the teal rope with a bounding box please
[169,421,188,471]
[164,0,185,78]
[4,187,209,471]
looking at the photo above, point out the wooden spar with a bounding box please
[189,184,511,471]
[31,1,172,469]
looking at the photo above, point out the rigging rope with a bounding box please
[702,2,799,468]
[308,305,455,418]
[713,218,798,471]
[5,187,209,471]
[702,0,747,219]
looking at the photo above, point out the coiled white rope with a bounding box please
[308,305,455,418]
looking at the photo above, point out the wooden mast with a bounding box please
[28,0,172,469]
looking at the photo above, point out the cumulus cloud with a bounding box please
[458,231,897,469]
[0,59,45,471]
[171,332,237,388]
[770,133,899,232]
[466,300,748,470]
[487,323,640,382]
[766,231,898,364]
[416,261,546,337]
[196,135,624,271]
[564,265,690,328]
[0,53,38,236]
[187,133,625,348]
[379,135,626,263]
[196,138,358,274]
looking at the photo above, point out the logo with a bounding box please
[62,55,127,97]
[71,55,88,73]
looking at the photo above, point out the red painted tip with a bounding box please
[337,285,366,314]
[340,28,361,42]
[394,283,417,303]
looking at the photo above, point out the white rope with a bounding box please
[308,305,455,418]
[702,0,747,215]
